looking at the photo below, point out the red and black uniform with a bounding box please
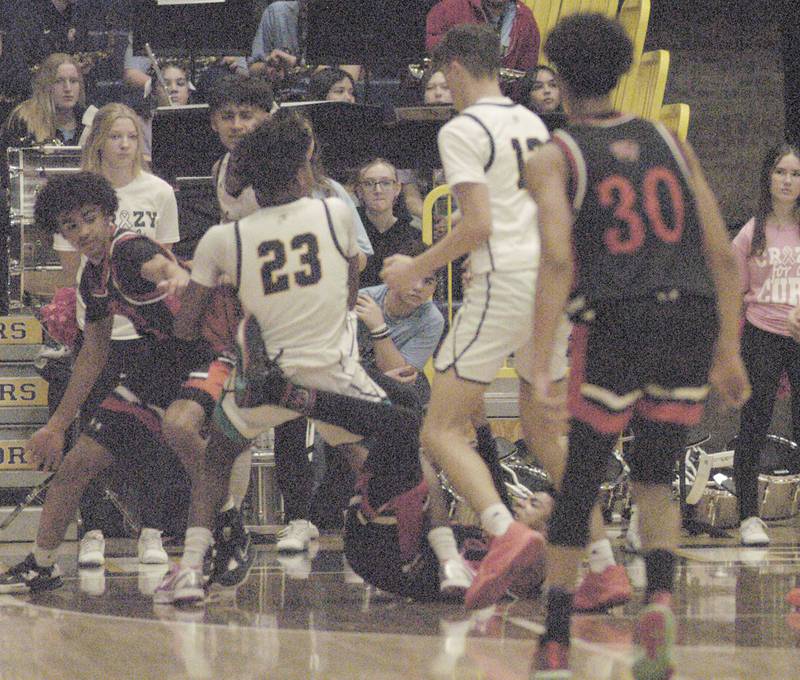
[81,229,212,456]
[548,114,719,547]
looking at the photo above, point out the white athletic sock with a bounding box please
[588,538,616,573]
[427,526,460,564]
[33,545,57,567]
[181,527,214,570]
[480,503,514,537]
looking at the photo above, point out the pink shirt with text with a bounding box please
[732,217,800,336]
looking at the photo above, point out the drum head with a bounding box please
[728,435,800,475]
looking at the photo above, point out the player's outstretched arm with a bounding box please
[140,253,190,298]
[524,144,574,415]
[680,138,751,408]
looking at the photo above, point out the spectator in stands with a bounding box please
[307,67,356,103]
[2,53,87,147]
[426,0,540,72]
[356,157,422,287]
[249,0,304,78]
[516,64,562,115]
[357,240,444,400]
[0,0,83,101]
[732,142,800,548]
[422,69,454,105]
[152,61,195,107]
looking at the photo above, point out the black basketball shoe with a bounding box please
[211,508,255,588]
[0,553,63,593]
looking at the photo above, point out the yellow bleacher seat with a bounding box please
[612,0,651,110]
[623,48,670,120]
[659,102,691,140]
[557,0,619,19]
[522,0,562,63]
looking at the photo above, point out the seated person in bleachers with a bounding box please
[357,241,445,403]
[307,67,356,103]
[425,0,540,73]
[152,61,196,107]
[422,68,454,106]
[515,64,562,115]
[249,0,304,79]
[357,157,422,287]
[2,53,89,147]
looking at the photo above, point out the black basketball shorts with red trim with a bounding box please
[567,294,719,435]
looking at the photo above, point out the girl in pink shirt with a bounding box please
[731,142,800,547]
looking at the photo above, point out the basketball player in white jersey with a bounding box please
[382,24,561,609]
[157,111,422,604]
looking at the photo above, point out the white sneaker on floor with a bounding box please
[153,563,205,605]
[138,528,169,564]
[276,520,320,552]
[78,530,106,568]
[439,557,475,598]
[740,516,770,546]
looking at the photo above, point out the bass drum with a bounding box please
[688,435,800,528]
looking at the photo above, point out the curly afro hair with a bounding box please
[544,13,633,98]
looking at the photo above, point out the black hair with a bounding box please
[235,109,311,204]
[545,13,632,98]
[307,67,355,101]
[35,172,118,235]
[515,65,560,112]
[750,142,800,256]
[207,74,274,114]
[432,24,500,79]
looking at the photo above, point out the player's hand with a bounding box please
[710,350,751,409]
[513,492,553,533]
[157,267,190,299]
[384,365,418,384]
[28,425,66,471]
[789,305,800,342]
[354,293,385,329]
[381,255,420,291]
[531,370,568,425]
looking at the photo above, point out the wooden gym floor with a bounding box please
[0,519,799,680]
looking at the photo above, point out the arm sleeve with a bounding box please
[437,117,491,187]
[250,8,270,61]
[191,224,234,288]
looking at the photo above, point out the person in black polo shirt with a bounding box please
[356,157,422,287]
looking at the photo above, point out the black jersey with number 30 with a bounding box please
[553,115,715,309]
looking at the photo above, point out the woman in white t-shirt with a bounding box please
[53,102,180,283]
[53,102,181,568]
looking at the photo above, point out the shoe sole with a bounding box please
[139,555,169,565]
[741,539,770,547]
[573,591,632,613]
[439,581,470,600]
[632,604,675,680]
[532,671,572,679]
[78,559,105,568]
[173,587,206,606]
[465,532,544,610]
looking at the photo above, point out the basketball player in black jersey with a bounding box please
[523,14,750,680]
